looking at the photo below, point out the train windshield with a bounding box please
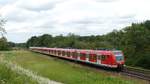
[113,51,124,61]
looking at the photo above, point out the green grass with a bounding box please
[0,63,37,84]
[1,50,148,84]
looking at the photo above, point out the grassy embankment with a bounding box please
[0,61,37,84]
[1,50,148,84]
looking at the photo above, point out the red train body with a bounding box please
[30,47,125,70]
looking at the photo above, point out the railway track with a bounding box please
[121,66,150,81]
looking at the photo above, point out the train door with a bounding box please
[49,50,50,55]
[57,50,59,56]
[86,52,89,62]
[77,52,80,60]
[89,54,92,62]
[72,52,78,59]
[62,51,65,56]
[58,50,60,56]
[70,52,72,58]
[70,51,74,58]
[46,50,48,54]
[52,50,54,55]
[60,50,62,56]
[67,51,70,57]
[55,50,57,55]
[97,54,101,64]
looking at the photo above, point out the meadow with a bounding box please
[0,50,148,84]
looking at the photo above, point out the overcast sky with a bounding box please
[0,0,150,43]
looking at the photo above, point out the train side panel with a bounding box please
[30,47,124,69]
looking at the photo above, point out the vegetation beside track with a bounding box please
[125,66,150,74]
[1,50,148,84]
[0,60,37,84]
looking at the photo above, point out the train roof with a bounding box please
[30,47,121,55]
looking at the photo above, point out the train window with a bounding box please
[97,55,101,60]
[67,52,70,56]
[80,53,83,57]
[80,53,82,57]
[72,52,75,56]
[93,54,97,60]
[55,50,57,54]
[101,55,106,60]
[92,54,97,60]
[116,56,124,61]
[58,51,61,55]
[75,52,78,56]
[57,51,59,55]
[89,54,92,60]
[89,54,95,60]
[73,52,77,57]
[63,51,65,56]
[86,54,89,58]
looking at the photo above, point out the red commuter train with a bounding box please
[30,47,125,70]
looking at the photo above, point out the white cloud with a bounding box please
[0,0,150,43]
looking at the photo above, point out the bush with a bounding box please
[0,37,11,51]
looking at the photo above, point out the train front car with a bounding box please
[112,51,125,71]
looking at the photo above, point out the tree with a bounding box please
[0,37,9,50]
[0,17,6,36]
[0,17,10,50]
[144,20,150,30]
[26,36,39,47]
[38,34,52,47]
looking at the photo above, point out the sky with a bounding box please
[0,0,150,43]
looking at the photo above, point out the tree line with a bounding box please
[27,21,150,69]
